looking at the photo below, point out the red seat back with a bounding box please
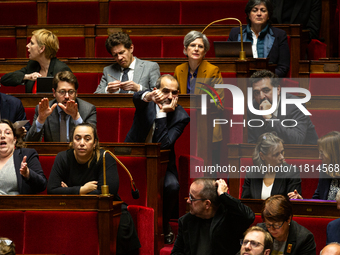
[96,108,119,142]
[0,3,37,25]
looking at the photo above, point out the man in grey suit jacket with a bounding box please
[94,32,160,94]
[26,71,96,142]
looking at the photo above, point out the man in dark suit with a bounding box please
[94,32,160,94]
[247,70,318,144]
[26,71,96,142]
[125,74,190,244]
[0,92,31,137]
[326,190,340,244]
[271,0,322,41]
[171,178,255,255]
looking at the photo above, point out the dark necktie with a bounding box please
[120,68,130,93]
[59,111,67,142]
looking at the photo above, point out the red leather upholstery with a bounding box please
[96,108,120,142]
[57,37,86,58]
[47,2,100,24]
[309,74,340,95]
[0,3,37,25]
[309,109,340,138]
[128,205,154,255]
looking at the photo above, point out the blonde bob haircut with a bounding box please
[318,131,340,177]
[32,29,59,59]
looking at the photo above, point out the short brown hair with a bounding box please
[0,237,15,255]
[32,29,59,59]
[249,69,279,88]
[105,32,132,55]
[262,195,293,222]
[0,119,25,148]
[53,71,78,90]
[243,226,273,252]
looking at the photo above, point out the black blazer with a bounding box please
[125,90,190,177]
[0,93,31,131]
[228,25,290,77]
[13,148,47,194]
[1,58,71,93]
[247,93,319,145]
[271,0,322,40]
[171,193,255,255]
[258,221,316,255]
[242,163,302,199]
[312,172,333,199]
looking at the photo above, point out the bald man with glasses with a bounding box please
[26,71,96,142]
[171,178,255,255]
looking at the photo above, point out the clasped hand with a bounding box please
[107,80,139,93]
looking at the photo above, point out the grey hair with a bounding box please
[183,30,210,56]
[253,132,284,166]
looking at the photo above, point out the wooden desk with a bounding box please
[0,195,122,255]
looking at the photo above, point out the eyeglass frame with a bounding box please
[240,239,264,248]
[265,221,285,230]
[56,89,76,96]
[188,193,206,203]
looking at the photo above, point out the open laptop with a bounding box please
[36,77,54,93]
[214,41,253,58]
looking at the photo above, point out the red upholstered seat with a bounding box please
[56,37,86,58]
[96,108,119,142]
[75,73,102,93]
[309,109,340,138]
[109,1,180,24]
[0,38,17,58]
[47,2,100,24]
[38,156,56,194]
[309,74,340,95]
[180,1,248,25]
[95,36,111,58]
[0,76,25,93]
[0,211,25,254]
[0,3,37,25]
[307,39,327,60]
[24,211,99,255]
[128,205,154,255]
[118,108,136,142]
[96,36,163,58]
[162,36,187,58]
[117,156,148,207]
[25,107,35,125]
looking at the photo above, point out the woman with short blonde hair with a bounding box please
[1,29,71,93]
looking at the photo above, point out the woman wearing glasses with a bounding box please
[258,195,316,255]
[47,123,140,255]
[1,29,71,93]
[242,132,302,199]
[313,131,340,200]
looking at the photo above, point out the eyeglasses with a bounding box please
[240,239,264,248]
[0,239,13,245]
[265,221,285,229]
[57,90,76,96]
[188,193,206,203]
[161,88,179,95]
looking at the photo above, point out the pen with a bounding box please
[108,73,120,82]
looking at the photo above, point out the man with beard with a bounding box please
[247,69,318,144]
[125,74,190,244]
[26,71,96,142]
[239,226,273,255]
[171,178,255,255]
